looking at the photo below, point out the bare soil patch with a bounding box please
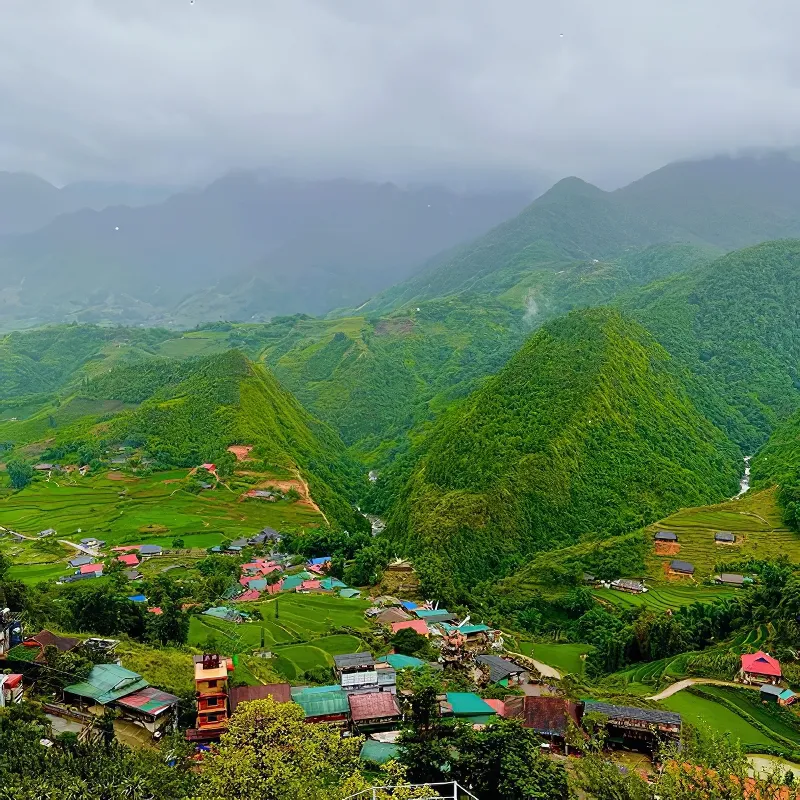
[228,445,253,461]
[107,471,138,482]
[654,541,681,556]
[374,318,414,336]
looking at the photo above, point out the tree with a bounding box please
[145,601,189,646]
[38,645,93,695]
[6,460,33,491]
[197,697,362,800]
[391,628,430,658]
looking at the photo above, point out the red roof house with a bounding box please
[147,607,163,615]
[200,463,216,472]
[235,590,261,602]
[740,651,781,683]
[117,554,140,567]
[483,698,507,717]
[80,563,104,574]
[298,579,322,592]
[264,580,283,595]
[390,619,429,637]
[348,692,402,731]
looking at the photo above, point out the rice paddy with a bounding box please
[593,585,735,612]
[519,642,590,676]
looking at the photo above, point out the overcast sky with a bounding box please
[2,0,799,190]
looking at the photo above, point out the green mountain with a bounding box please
[752,411,800,530]
[383,308,741,584]
[364,154,800,314]
[1,351,364,530]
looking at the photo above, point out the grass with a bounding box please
[644,488,800,582]
[700,686,800,742]
[519,642,590,675]
[660,691,777,747]
[116,640,197,696]
[593,585,735,612]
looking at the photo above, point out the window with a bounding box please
[206,680,218,688]
[207,714,218,723]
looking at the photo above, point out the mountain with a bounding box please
[363,154,800,313]
[0,172,177,236]
[382,308,741,584]
[0,173,529,328]
[752,410,800,530]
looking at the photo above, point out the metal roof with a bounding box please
[715,531,736,541]
[229,683,292,712]
[654,530,678,541]
[583,701,681,726]
[414,608,449,618]
[292,687,349,718]
[670,560,695,573]
[377,654,426,670]
[115,687,180,716]
[65,664,148,705]
[476,654,525,683]
[334,652,375,670]
[139,545,162,554]
[760,684,783,697]
[360,740,399,764]
[348,692,401,722]
[446,693,496,717]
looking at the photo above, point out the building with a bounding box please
[374,607,412,625]
[139,545,162,556]
[0,610,23,657]
[348,692,402,733]
[715,531,736,543]
[188,654,233,740]
[475,654,529,686]
[654,530,678,542]
[58,572,100,584]
[779,689,796,707]
[291,686,350,725]
[22,630,80,662]
[760,684,783,703]
[80,563,104,575]
[376,654,428,671]
[414,611,456,624]
[506,696,581,750]
[669,560,695,575]
[69,556,93,568]
[739,651,781,685]
[115,687,180,736]
[610,578,646,594]
[582,701,681,749]
[320,577,347,591]
[228,683,292,714]
[38,528,56,538]
[117,553,140,567]
[714,573,745,587]
[390,620,429,637]
[0,673,23,707]
[445,693,497,726]
[64,664,149,708]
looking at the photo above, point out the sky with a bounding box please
[2,0,800,190]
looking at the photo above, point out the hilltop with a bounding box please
[383,308,741,584]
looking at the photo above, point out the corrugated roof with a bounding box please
[654,530,678,541]
[139,545,162,554]
[116,687,179,715]
[281,574,303,591]
[760,684,782,697]
[360,740,399,764]
[339,588,361,598]
[65,664,148,705]
[292,687,349,718]
[670,560,694,573]
[476,654,525,683]
[741,651,781,677]
[399,601,417,610]
[583,701,681,726]
[320,577,347,590]
[309,556,332,566]
[80,563,104,574]
[69,556,93,567]
[390,620,429,636]
[517,696,580,736]
[334,652,375,670]
[377,654,426,670]
[715,531,736,542]
[349,692,401,722]
[117,554,139,566]
[446,693,495,717]
[414,608,449,618]
[375,608,412,624]
[31,630,80,653]
[229,683,292,713]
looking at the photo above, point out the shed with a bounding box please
[715,531,736,543]
[69,556,93,568]
[139,545,162,556]
[291,686,349,723]
[377,654,426,671]
[779,689,796,707]
[320,577,347,591]
[414,608,450,619]
[115,687,180,733]
[124,569,142,581]
[229,683,291,713]
[475,654,528,685]
[446,693,497,725]
[715,573,745,587]
[669,560,695,575]
[375,608,412,625]
[654,530,678,542]
[64,664,148,705]
[760,684,783,702]
[340,588,361,598]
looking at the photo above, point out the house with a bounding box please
[779,689,796,707]
[200,463,216,472]
[377,654,427,671]
[610,578,646,594]
[414,609,457,624]
[203,607,245,624]
[390,620,429,637]
[229,538,249,548]
[80,538,105,548]
[654,530,678,542]
[0,610,23,657]
[139,545,162,556]
[0,674,23,707]
[124,569,142,581]
[739,651,782,685]
[235,590,261,602]
[320,577,347,591]
[348,692,402,733]
[291,686,350,725]
[69,556,93,568]
[115,687,180,735]
[341,670,379,694]
[33,463,56,471]
[38,528,56,538]
[229,683,292,713]
[80,563,104,575]
[441,623,490,644]
[715,531,736,543]
[760,684,783,703]
[23,630,80,662]
[64,664,149,707]
[375,607,412,625]
[117,554,140,567]
[507,696,582,750]
[298,579,322,592]
[58,572,100,584]
[187,654,233,741]
[414,608,450,619]
[281,574,304,592]
[475,654,529,686]
[334,652,376,680]
[340,588,361,598]
[669,560,695,575]
[714,573,745,587]
[375,665,397,694]
[582,701,682,747]
[308,556,332,568]
[445,693,497,725]
[250,527,281,545]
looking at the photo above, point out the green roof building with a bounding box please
[446,693,497,725]
[65,664,149,706]
[291,686,349,721]
[281,574,304,591]
[377,654,426,670]
[360,739,400,764]
[339,588,361,598]
[320,577,347,591]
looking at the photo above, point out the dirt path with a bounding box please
[505,651,562,680]
[59,540,99,557]
[647,678,756,701]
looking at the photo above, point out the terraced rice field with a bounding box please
[645,488,800,582]
[700,686,800,743]
[187,593,371,682]
[594,585,735,612]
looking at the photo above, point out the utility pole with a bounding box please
[275,599,279,620]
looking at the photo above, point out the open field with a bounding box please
[700,686,800,743]
[645,488,800,582]
[519,642,590,676]
[0,468,325,581]
[594,585,735,612]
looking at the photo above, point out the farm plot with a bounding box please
[594,586,734,612]
[519,642,590,676]
[645,488,800,582]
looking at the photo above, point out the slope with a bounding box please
[621,239,800,451]
[751,411,800,530]
[384,308,741,584]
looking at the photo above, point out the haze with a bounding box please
[2,0,799,189]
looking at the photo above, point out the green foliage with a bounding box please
[386,308,740,585]
[391,628,432,658]
[5,459,33,490]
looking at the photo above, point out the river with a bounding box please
[736,455,752,498]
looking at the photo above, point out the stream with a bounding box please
[735,455,752,498]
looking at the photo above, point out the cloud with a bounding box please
[1,0,800,187]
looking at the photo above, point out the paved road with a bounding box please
[647,678,755,701]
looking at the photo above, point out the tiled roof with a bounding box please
[348,692,401,722]
[229,683,292,713]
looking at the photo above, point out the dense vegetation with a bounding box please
[752,409,800,530]
[382,308,740,584]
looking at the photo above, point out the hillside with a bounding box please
[362,154,800,313]
[383,308,741,584]
[621,239,800,451]
[3,351,364,530]
[0,173,528,329]
[752,411,800,530]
